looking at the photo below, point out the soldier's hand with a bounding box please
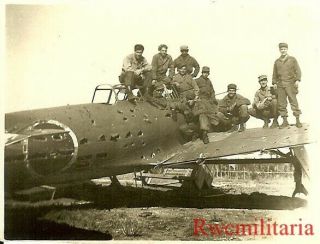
[294,80,299,89]
[134,69,142,76]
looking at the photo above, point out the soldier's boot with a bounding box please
[279,117,289,129]
[262,119,269,129]
[202,130,209,144]
[191,133,199,142]
[238,123,245,132]
[229,124,239,132]
[295,116,302,128]
[126,86,137,105]
[270,118,279,129]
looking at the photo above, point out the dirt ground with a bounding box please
[5,175,312,241]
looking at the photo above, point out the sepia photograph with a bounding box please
[2,0,320,242]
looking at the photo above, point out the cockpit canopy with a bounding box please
[91,84,136,104]
[91,83,179,105]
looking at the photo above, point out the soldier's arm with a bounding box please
[236,95,251,106]
[272,61,278,85]
[122,55,135,72]
[192,58,200,77]
[293,57,302,81]
[168,56,175,80]
[142,57,152,72]
[151,55,158,80]
[218,99,228,114]
[191,78,200,98]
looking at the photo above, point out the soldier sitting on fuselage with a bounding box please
[248,75,279,128]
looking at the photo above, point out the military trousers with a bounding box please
[198,112,229,131]
[248,99,278,120]
[227,104,250,125]
[277,83,301,117]
[179,122,199,138]
[119,71,152,97]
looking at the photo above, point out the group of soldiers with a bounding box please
[119,43,302,144]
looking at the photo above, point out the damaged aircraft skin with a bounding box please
[4,84,314,197]
[5,84,186,192]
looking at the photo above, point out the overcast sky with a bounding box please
[4,0,320,127]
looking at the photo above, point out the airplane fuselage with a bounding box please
[5,101,185,191]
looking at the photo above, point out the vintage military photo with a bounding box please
[2,0,320,241]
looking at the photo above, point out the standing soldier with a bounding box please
[173,45,200,78]
[151,44,174,91]
[249,75,279,128]
[195,66,217,102]
[272,42,302,128]
[172,65,199,100]
[219,84,251,132]
[120,44,152,103]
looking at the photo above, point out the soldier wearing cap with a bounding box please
[151,44,175,91]
[248,75,279,128]
[219,83,251,132]
[272,42,302,128]
[173,45,200,78]
[195,66,217,102]
[172,65,199,100]
[119,44,152,103]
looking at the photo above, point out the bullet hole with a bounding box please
[80,138,88,144]
[91,120,96,126]
[137,130,143,137]
[156,148,161,153]
[99,134,106,141]
[96,153,108,159]
[110,133,120,142]
[117,110,123,114]
[142,141,146,147]
[131,114,136,118]
[151,152,156,158]
[130,108,135,112]
[123,116,128,121]
[141,155,146,159]
[125,131,132,138]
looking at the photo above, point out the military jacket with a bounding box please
[173,54,200,77]
[253,86,274,110]
[195,75,215,99]
[122,53,151,73]
[219,94,251,114]
[151,53,174,80]
[272,55,301,87]
[172,73,199,98]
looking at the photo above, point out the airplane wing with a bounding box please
[153,124,314,168]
